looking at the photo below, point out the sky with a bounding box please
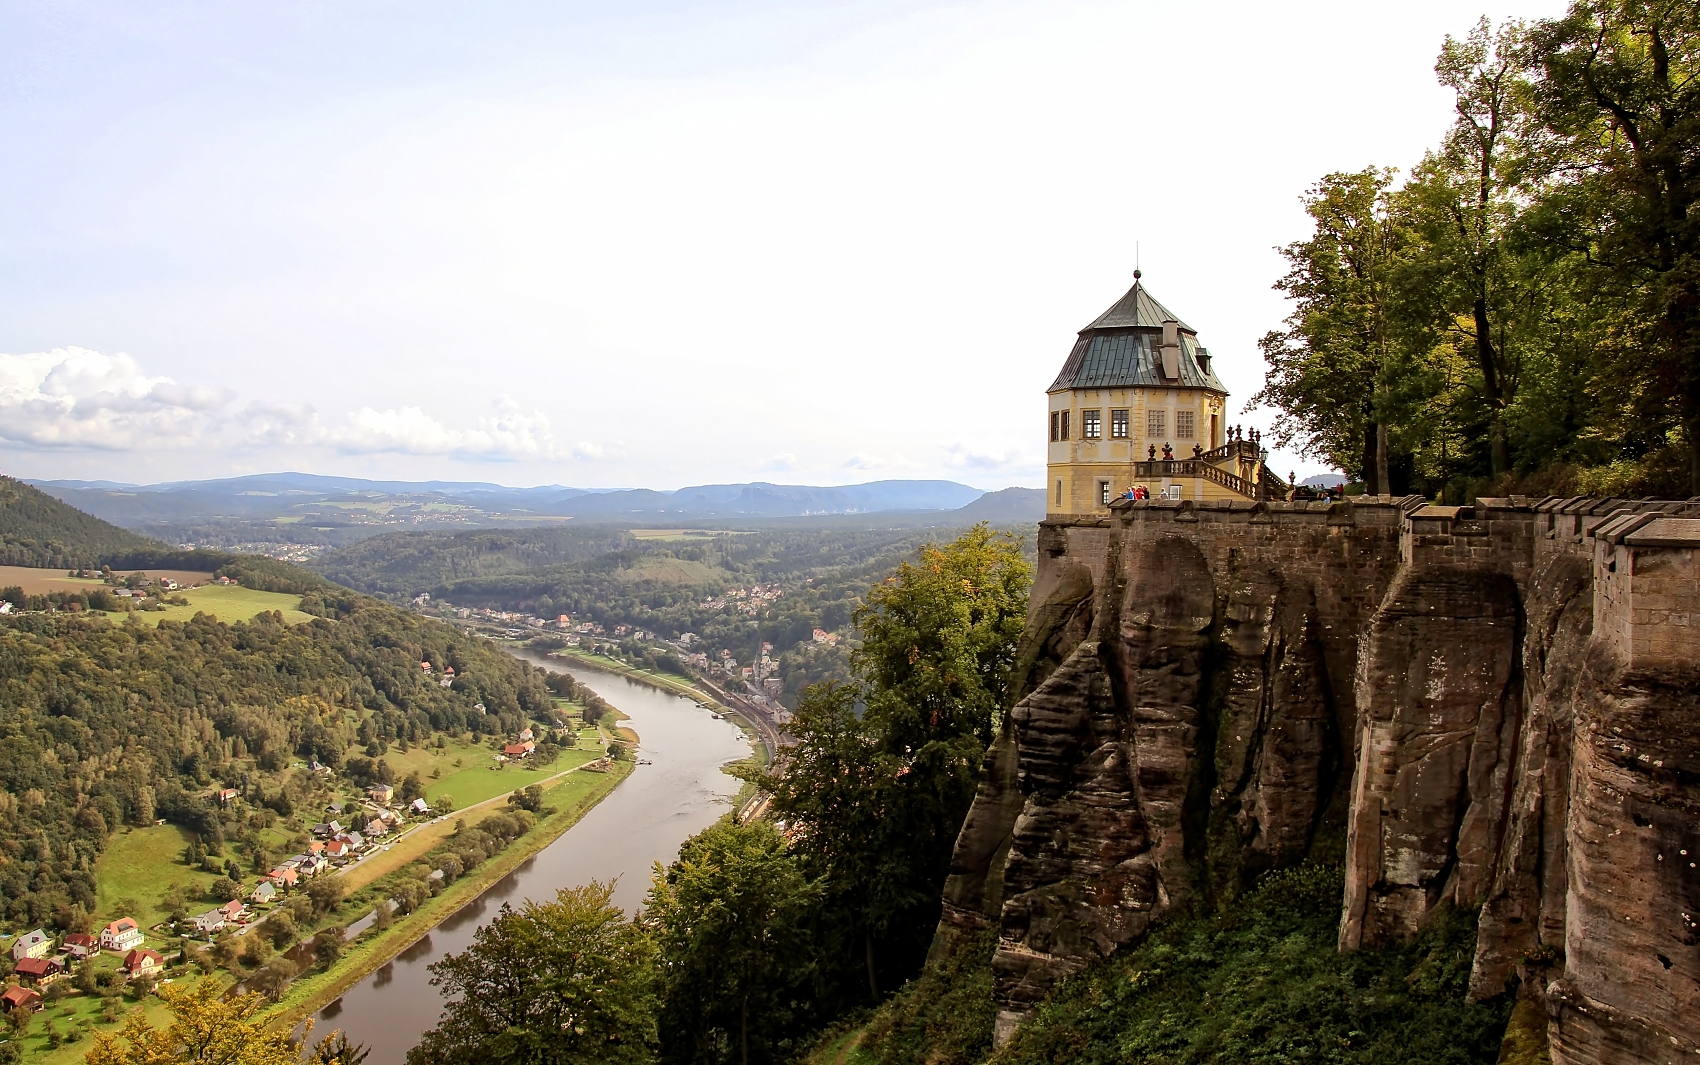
[0,0,1570,491]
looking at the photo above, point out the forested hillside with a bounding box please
[0,485,568,935]
[0,476,166,568]
[0,596,555,932]
[314,522,1029,702]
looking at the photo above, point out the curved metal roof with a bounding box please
[1049,278,1227,393]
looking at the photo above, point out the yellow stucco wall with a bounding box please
[1044,386,1247,516]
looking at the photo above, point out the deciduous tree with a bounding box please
[408,882,654,1065]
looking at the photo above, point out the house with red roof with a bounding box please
[1,985,41,1012]
[64,932,99,959]
[503,741,535,758]
[14,956,64,986]
[122,948,165,979]
[267,866,299,888]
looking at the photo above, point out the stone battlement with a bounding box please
[949,494,1700,1062]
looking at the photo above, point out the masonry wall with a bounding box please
[936,494,1700,1063]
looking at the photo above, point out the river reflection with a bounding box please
[314,653,751,1064]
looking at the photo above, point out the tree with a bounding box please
[85,979,300,1065]
[508,786,543,814]
[1526,0,1700,492]
[746,525,1030,1005]
[1256,169,1410,492]
[852,523,1030,755]
[409,882,655,1065]
[646,821,819,1065]
[399,771,426,804]
[313,926,346,970]
[1401,18,1541,478]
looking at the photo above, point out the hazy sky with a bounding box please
[1,0,1566,490]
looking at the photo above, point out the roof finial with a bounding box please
[1134,241,1140,280]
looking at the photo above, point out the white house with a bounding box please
[10,929,49,961]
[100,917,144,953]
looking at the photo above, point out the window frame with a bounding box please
[1082,409,1101,440]
[1060,410,1070,441]
[1050,411,1060,442]
[1098,480,1111,506]
[1176,410,1195,439]
[1111,409,1129,439]
[1147,410,1166,438]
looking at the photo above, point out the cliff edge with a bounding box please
[934,495,1700,1064]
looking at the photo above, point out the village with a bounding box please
[0,703,603,1033]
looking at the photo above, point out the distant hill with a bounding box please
[952,487,1045,524]
[28,474,993,527]
[0,475,170,568]
[542,479,985,518]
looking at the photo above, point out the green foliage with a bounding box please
[1000,866,1508,1065]
[840,929,997,1065]
[646,819,821,1065]
[1256,3,1700,498]
[409,881,656,1065]
[0,596,551,931]
[0,476,165,568]
[747,524,1030,1013]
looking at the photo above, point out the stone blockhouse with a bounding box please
[1046,273,1284,515]
[934,493,1700,1064]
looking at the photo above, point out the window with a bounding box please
[1050,411,1059,442]
[1055,479,1063,506]
[1176,411,1195,439]
[1147,410,1165,437]
[1099,481,1111,506]
[1111,409,1129,438]
[1083,410,1101,439]
[1164,485,1183,500]
[1060,411,1070,440]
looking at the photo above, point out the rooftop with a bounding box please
[1049,275,1227,393]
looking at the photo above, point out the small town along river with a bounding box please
[315,651,752,1064]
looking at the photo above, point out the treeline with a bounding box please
[317,523,1024,702]
[405,525,1034,1065]
[1258,6,1700,500]
[0,596,555,931]
[0,477,166,569]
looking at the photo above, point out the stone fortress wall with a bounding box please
[933,493,1700,1063]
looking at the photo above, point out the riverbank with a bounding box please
[272,757,635,1029]
[542,647,770,772]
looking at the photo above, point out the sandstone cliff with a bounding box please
[934,496,1699,1063]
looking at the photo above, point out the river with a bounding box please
[314,652,752,1063]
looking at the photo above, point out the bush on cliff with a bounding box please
[825,865,1510,1065]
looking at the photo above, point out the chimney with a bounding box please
[1160,319,1181,380]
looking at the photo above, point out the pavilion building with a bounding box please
[1046,272,1283,516]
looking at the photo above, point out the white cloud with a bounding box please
[843,452,882,471]
[0,349,559,462]
[331,399,558,460]
[760,453,797,472]
[0,347,232,449]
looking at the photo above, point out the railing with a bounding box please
[1196,439,1262,464]
[1130,460,1258,499]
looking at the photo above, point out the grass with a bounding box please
[13,744,637,1065]
[422,731,605,811]
[0,567,212,596]
[816,866,1512,1065]
[93,825,217,930]
[119,584,313,626]
[271,759,636,1024]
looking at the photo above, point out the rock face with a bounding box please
[934,496,1700,1063]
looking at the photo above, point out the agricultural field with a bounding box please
[0,566,212,595]
[123,583,312,626]
[423,727,606,811]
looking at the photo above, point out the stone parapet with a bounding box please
[961,494,1700,1061]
